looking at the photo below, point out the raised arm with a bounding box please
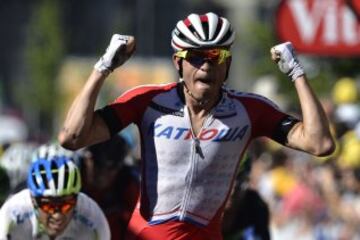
[271,42,335,156]
[58,34,135,150]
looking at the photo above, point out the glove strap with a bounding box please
[94,58,112,75]
[289,60,305,82]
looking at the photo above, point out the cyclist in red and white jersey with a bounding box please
[58,12,335,240]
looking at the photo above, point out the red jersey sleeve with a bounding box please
[236,94,294,140]
[97,83,177,135]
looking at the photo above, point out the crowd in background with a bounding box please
[224,76,360,239]
[0,76,359,240]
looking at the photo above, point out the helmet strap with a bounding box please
[177,58,183,78]
[182,81,209,106]
[224,57,232,81]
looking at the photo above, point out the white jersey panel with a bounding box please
[140,88,252,225]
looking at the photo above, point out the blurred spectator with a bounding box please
[0,142,36,193]
[0,166,10,205]
[223,154,270,240]
[221,81,360,240]
[332,77,360,137]
[0,114,28,150]
[79,135,140,240]
[257,150,323,240]
[356,122,360,139]
[223,187,270,240]
[256,148,298,208]
[337,130,360,168]
[332,77,358,105]
[252,75,288,110]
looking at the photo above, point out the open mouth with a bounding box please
[196,77,213,84]
[48,219,65,231]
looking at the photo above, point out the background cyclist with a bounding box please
[58,12,334,240]
[0,144,110,240]
[80,134,140,239]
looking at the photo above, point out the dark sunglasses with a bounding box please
[175,48,231,65]
[34,195,77,214]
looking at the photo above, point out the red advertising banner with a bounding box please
[276,0,360,56]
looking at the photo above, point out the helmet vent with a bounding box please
[39,164,48,189]
[177,30,198,47]
[73,170,78,188]
[218,27,233,45]
[32,172,39,189]
[212,18,223,41]
[187,25,201,40]
[51,160,59,188]
[203,21,209,40]
[63,163,70,189]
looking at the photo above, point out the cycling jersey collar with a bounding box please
[176,81,224,107]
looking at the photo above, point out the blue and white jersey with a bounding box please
[0,189,110,240]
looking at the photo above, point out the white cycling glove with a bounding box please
[271,42,305,81]
[94,34,133,73]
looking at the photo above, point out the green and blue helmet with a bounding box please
[27,144,81,197]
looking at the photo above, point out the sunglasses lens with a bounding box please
[205,49,221,58]
[36,197,76,214]
[40,203,54,214]
[187,53,206,65]
[61,203,75,214]
[182,49,229,65]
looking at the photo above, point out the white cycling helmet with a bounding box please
[171,12,235,51]
[0,143,37,190]
[27,143,81,197]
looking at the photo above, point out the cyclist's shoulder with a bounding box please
[0,189,34,232]
[75,192,101,212]
[73,193,106,227]
[225,88,280,109]
[1,189,33,211]
[120,82,177,97]
[226,88,269,101]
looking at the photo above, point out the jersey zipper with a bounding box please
[179,107,212,221]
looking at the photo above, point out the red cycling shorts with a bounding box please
[125,208,223,240]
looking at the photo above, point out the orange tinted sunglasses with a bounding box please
[175,48,231,65]
[35,195,77,214]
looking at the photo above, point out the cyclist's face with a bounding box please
[33,195,76,237]
[173,49,231,104]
